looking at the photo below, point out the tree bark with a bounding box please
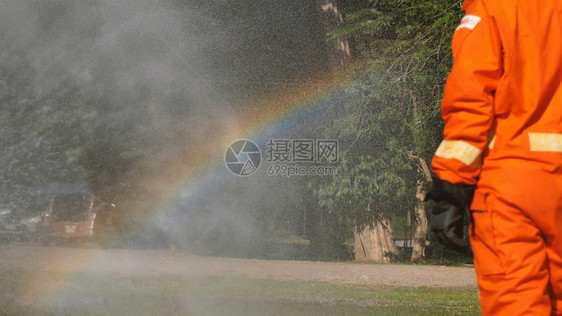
[407,152,431,262]
[411,178,428,262]
[353,216,398,262]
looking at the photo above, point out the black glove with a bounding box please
[425,174,475,253]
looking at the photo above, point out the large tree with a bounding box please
[315,0,463,261]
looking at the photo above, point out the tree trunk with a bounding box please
[411,179,428,261]
[315,0,351,70]
[354,216,398,262]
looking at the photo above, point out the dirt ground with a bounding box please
[0,243,476,288]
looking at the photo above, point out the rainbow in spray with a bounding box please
[139,69,358,219]
[16,70,360,306]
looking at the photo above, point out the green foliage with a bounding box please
[314,73,415,229]
[314,0,464,228]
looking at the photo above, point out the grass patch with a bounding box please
[0,269,480,315]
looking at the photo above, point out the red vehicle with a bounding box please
[40,194,97,242]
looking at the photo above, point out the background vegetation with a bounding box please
[0,0,471,263]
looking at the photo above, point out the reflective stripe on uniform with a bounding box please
[435,140,481,166]
[456,15,482,31]
[529,133,562,152]
[488,135,496,149]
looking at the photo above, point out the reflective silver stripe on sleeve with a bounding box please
[435,140,481,166]
[488,135,496,149]
[529,133,562,152]
[456,15,481,31]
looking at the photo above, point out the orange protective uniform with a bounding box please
[431,0,562,315]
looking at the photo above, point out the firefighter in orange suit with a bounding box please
[425,0,562,315]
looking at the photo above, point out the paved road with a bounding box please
[0,243,477,288]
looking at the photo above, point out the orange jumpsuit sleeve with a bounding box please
[431,0,503,185]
